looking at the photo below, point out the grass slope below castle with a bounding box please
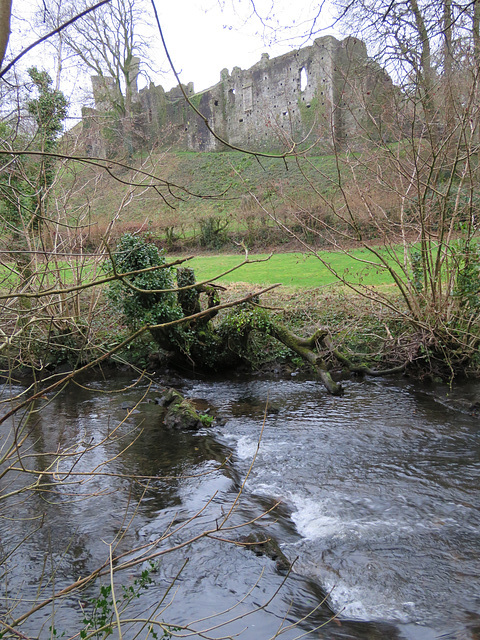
[61,150,354,251]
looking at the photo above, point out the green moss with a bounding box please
[156,99,167,126]
[189,94,203,110]
[297,90,325,130]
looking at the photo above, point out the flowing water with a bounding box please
[1,373,479,639]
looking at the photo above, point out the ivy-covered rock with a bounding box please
[155,387,210,430]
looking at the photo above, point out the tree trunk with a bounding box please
[408,0,437,128]
[442,0,454,138]
[473,0,480,180]
[149,269,345,395]
[268,324,344,396]
[0,0,12,68]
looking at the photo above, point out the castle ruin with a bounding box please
[83,35,395,155]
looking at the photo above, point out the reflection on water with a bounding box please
[0,373,479,639]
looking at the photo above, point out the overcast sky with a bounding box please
[10,0,339,121]
[155,0,338,91]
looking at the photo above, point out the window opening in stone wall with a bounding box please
[300,67,308,92]
[214,100,219,106]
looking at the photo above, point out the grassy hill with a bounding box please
[61,149,353,251]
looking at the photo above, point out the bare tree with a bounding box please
[57,0,152,156]
[59,0,148,116]
[332,0,480,137]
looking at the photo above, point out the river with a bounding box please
[1,372,479,639]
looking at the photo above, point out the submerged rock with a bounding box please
[240,531,291,574]
[155,387,210,430]
[417,387,480,416]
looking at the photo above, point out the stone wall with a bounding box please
[84,36,395,155]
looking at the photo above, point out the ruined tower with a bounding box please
[84,37,395,155]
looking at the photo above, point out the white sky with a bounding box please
[155,0,338,91]
[9,0,340,121]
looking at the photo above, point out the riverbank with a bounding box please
[35,282,447,387]
[2,254,478,387]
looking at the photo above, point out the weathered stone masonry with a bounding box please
[83,35,395,155]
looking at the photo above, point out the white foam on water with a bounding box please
[290,494,343,541]
[235,435,259,460]
[324,580,418,623]
[288,493,421,624]
[234,435,289,461]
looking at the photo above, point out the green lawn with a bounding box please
[186,249,396,289]
[0,248,399,293]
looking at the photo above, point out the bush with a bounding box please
[199,216,230,249]
[108,233,183,329]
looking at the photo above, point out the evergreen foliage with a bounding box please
[108,233,183,329]
[27,67,68,149]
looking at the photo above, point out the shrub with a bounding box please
[108,233,183,330]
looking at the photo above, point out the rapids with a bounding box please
[1,373,479,639]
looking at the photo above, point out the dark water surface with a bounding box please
[1,374,479,639]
